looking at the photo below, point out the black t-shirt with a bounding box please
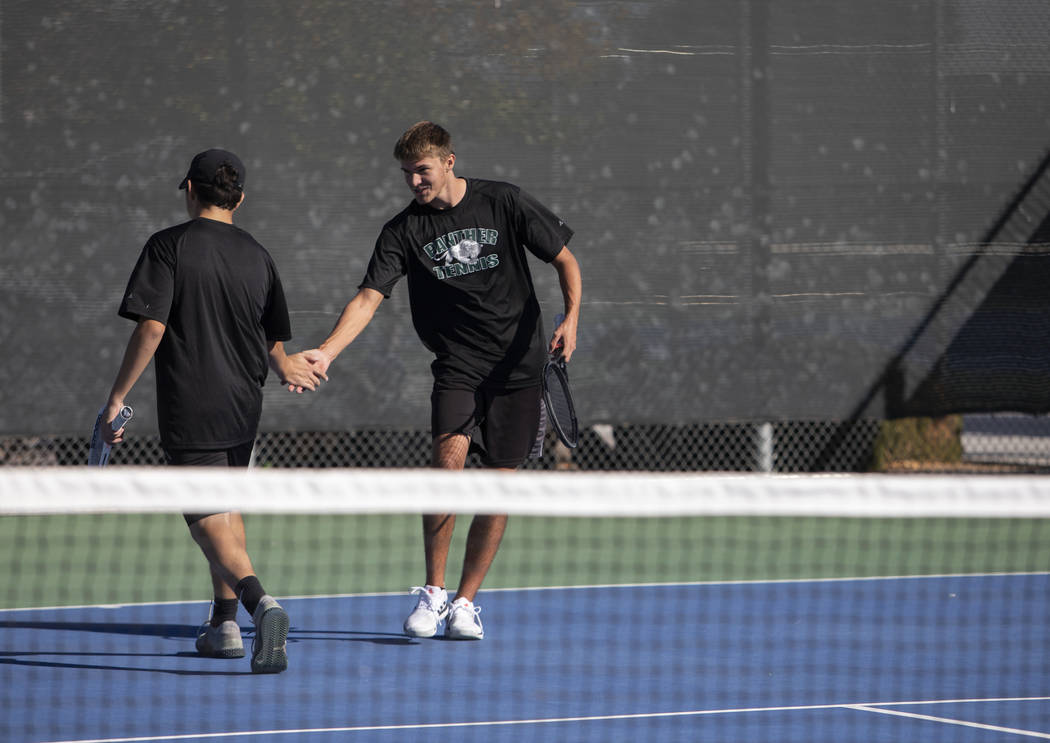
[118,218,291,449]
[360,179,572,389]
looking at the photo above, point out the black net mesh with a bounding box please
[2,470,1050,741]
[5,416,1050,473]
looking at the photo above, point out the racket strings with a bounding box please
[544,364,578,446]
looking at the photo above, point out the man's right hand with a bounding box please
[282,352,328,393]
[101,400,128,445]
[301,348,334,379]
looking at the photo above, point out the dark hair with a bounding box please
[393,121,453,161]
[190,162,243,209]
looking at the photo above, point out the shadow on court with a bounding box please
[0,619,414,643]
[0,619,199,638]
[283,628,414,646]
[0,652,247,676]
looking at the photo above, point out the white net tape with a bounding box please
[4,469,1050,517]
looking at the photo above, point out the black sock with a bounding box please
[235,575,266,616]
[210,598,239,627]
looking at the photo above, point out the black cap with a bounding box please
[178,149,246,190]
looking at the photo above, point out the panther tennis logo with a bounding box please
[446,239,480,265]
[422,228,501,280]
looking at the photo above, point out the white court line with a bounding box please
[41,697,1050,743]
[3,571,1049,614]
[849,704,1050,739]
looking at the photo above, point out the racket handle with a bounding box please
[551,313,568,360]
[111,405,134,431]
[88,405,134,466]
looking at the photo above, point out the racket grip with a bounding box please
[551,313,566,359]
[88,405,133,466]
[111,405,134,431]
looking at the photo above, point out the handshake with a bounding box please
[278,348,333,394]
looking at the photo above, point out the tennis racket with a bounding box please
[543,314,579,449]
[88,405,134,466]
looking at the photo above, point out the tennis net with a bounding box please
[2,469,1050,742]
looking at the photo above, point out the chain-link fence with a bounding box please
[5,415,1049,473]
[3,4,1050,475]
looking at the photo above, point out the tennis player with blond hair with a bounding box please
[302,121,582,640]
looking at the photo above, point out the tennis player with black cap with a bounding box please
[100,148,324,673]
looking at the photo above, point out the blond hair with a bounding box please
[393,121,453,161]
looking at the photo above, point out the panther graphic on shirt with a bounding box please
[422,228,501,280]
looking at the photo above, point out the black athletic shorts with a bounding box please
[164,441,254,525]
[431,384,543,468]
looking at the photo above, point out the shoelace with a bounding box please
[449,601,482,627]
[409,586,446,614]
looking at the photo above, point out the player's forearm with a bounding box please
[553,246,582,321]
[108,318,165,405]
[269,341,324,392]
[318,288,383,362]
[266,340,291,377]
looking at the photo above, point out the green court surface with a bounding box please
[3,513,1049,609]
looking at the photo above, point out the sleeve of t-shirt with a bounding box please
[513,188,574,263]
[261,261,293,342]
[358,227,407,298]
[117,233,176,324]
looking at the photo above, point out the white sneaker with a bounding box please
[403,585,449,638]
[445,596,484,640]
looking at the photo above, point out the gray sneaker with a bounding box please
[195,620,245,658]
[250,595,289,674]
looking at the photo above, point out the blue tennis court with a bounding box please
[3,573,1049,742]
